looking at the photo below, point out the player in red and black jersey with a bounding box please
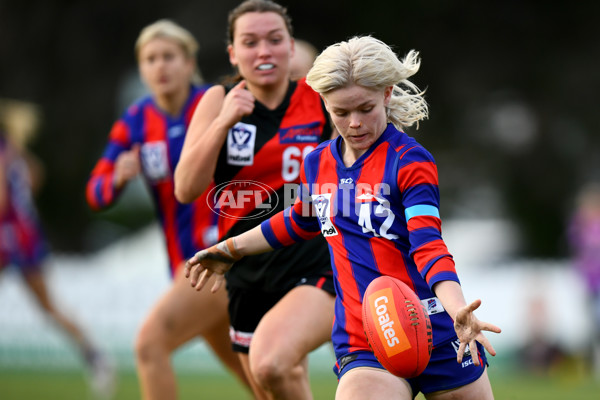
[86,20,249,399]
[174,1,335,398]
[184,36,502,399]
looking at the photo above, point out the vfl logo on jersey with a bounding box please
[279,121,321,144]
[140,142,170,182]
[311,193,338,237]
[227,122,256,166]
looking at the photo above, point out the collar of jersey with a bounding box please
[331,123,396,171]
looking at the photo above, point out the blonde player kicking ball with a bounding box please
[185,35,501,400]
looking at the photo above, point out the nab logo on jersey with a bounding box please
[227,122,256,166]
[312,193,338,237]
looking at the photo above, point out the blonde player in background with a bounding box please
[290,39,318,80]
[86,20,250,400]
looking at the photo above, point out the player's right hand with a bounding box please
[219,80,255,125]
[113,144,141,189]
[453,299,501,365]
[185,238,242,293]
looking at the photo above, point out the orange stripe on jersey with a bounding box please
[412,239,452,273]
[288,211,321,241]
[367,235,412,283]
[85,177,102,210]
[191,183,216,249]
[280,79,326,128]
[425,257,456,282]
[312,147,370,352]
[358,143,388,186]
[144,107,184,270]
[145,107,166,142]
[109,120,130,146]
[407,215,442,231]
[394,142,408,152]
[100,174,113,205]
[90,158,113,176]
[218,136,283,237]
[397,161,438,192]
[160,181,184,272]
[270,211,298,246]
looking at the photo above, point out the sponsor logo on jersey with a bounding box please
[311,193,338,237]
[340,178,353,185]
[368,288,411,357]
[140,141,170,182]
[227,122,256,166]
[207,180,279,220]
[279,121,321,144]
[168,125,185,138]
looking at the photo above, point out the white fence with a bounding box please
[0,221,592,373]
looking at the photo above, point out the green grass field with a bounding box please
[1,364,599,400]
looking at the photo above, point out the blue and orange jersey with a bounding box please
[86,84,217,275]
[0,136,48,270]
[261,123,458,358]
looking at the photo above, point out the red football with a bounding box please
[362,275,432,378]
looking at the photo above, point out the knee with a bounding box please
[134,318,167,365]
[250,353,298,389]
[251,358,285,388]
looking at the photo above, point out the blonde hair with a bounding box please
[306,35,428,131]
[134,19,203,84]
[0,98,41,149]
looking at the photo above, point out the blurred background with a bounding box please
[1,0,599,398]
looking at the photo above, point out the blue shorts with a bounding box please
[335,337,488,395]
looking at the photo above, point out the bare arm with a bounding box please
[433,280,501,364]
[185,224,273,292]
[174,80,255,203]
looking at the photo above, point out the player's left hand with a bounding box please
[185,238,242,293]
[453,299,501,365]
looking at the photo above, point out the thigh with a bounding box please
[140,265,230,349]
[336,367,412,400]
[251,285,334,363]
[413,339,490,397]
[227,286,284,353]
[426,368,493,400]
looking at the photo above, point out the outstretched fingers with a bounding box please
[193,268,212,291]
[210,274,226,293]
[187,257,207,289]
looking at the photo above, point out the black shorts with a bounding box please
[227,271,335,353]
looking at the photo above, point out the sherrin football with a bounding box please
[362,275,433,378]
